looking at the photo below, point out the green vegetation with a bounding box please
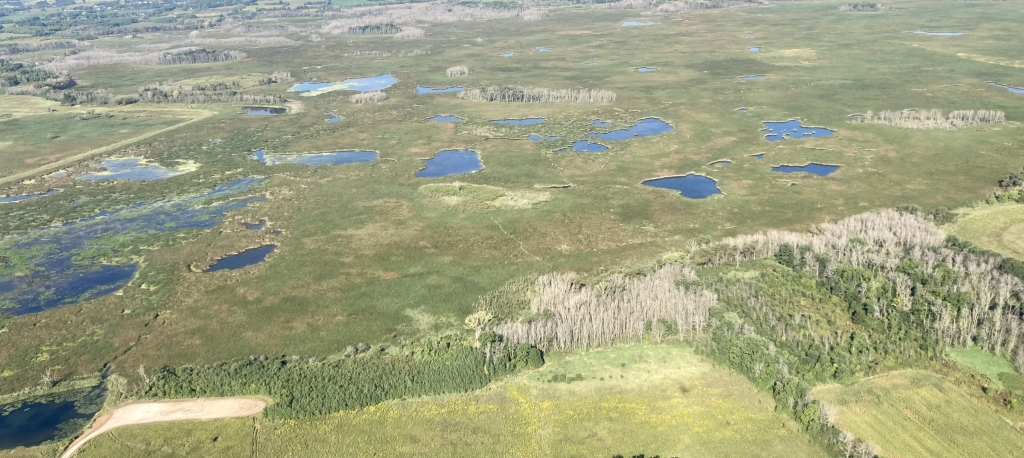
[814,370,1024,458]
[949,347,1024,395]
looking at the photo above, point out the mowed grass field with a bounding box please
[945,203,1024,259]
[813,370,1024,458]
[4,0,1024,393]
[66,345,825,458]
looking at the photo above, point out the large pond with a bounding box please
[762,120,835,142]
[287,74,398,96]
[0,177,266,315]
[427,115,464,122]
[0,189,60,204]
[416,86,465,94]
[586,117,673,141]
[245,107,286,116]
[415,150,483,178]
[914,30,963,36]
[76,157,195,181]
[207,245,277,272]
[253,150,377,166]
[990,82,1024,94]
[0,385,105,450]
[771,163,841,176]
[492,118,545,126]
[643,174,722,199]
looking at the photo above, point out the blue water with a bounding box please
[585,62,599,66]
[744,35,756,38]
[737,108,748,113]
[709,159,732,166]
[622,21,654,27]
[592,119,611,127]
[771,163,841,176]
[415,150,482,178]
[0,177,266,315]
[288,81,335,92]
[754,153,764,160]
[245,107,284,116]
[762,120,835,142]
[586,117,673,141]
[326,117,342,123]
[528,135,558,141]
[499,52,515,57]
[914,30,963,36]
[207,245,276,272]
[638,67,658,73]
[537,47,552,53]
[0,189,60,204]
[416,86,465,94]
[287,74,398,94]
[742,75,766,80]
[990,82,1024,94]
[76,158,190,181]
[492,118,545,126]
[749,47,760,52]
[253,150,377,166]
[643,174,722,199]
[0,386,105,449]
[427,115,464,122]
[244,220,266,231]
[570,140,608,152]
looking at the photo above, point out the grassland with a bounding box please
[64,344,825,458]
[3,0,1024,430]
[944,203,1024,259]
[813,370,1024,458]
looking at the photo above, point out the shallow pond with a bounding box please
[416,86,465,94]
[753,153,764,160]
[326,117,342,123]
[253,150,377,166]
[76,157,195,181]
[499,52,515,57]
[0,177,265,315]
[427,115,464,122]
[245,107,286,116]
[0,385,105,450]
[570,140,608,152]
[748,47,761,52]
[415,150,482,178]
[622,21,654,27]
[914,30,963,36]
[737,108,748,113]
[592,119,611,127]
[528,135,558,141]
[585,61,599,66]
[772,163,840,176]
[492,118,545,126]
[990,82,1024,94]
[244,219,266,231]
[537,47,552,53]
[586,117,673,141]
[708,159,732,166]
[762,120,835,142]
[287,74,398,96]
[0,189,60,204]
[207,245,276,272]
[643,174,722,199]
[637,67,658,73]
[742,75,766,80]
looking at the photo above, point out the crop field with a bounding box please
[67,344,825,458]
[813,370,1024,458]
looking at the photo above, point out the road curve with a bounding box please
[60,397,266,458]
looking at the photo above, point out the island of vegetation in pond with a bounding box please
[762,120,835,142]
[642,174,722,199]
[245,107,286,116]
[0,385,105,449]
[75,157,197,181]
[416,86,465,94]
[414,150,483,178]
[427,115,464,122]
[492,117,545,126]
[586,117,673,141]
[0,189,60,204]
[771,163,841,176]
[990,82,1024,94]
[287,74,398,96]
[0,177,265,315]
[206,245,277,272]
[621,21,653,27]
[253,150,378,166]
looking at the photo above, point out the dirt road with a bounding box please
[60,397,266,458]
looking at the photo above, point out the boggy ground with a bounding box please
[3,0,1024,398]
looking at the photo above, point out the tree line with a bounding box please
[856,109,1005,129]
[41,48,246,73]
[0,40,87,56]
[458,85,616,103]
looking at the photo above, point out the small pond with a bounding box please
[708,159,732,166]
[762,120,835,142]
[0,177,266,315]
[569,140,608,152]
[76,157,195,181]
[326,117,342,123]
[207,245,276,272]
[245,107,286,116]
[737,107,748,113]
[586,117,673,141]
[492,118,545,126]
[849,113,864,119]
[643,174,722,199]
[528,135,558,141]
[753,153,764,160]
[499,52,515,57]
[622,21,654,27]
[287,74,398,96]
[427,115,464,122]
[744,35,756,38]
[914,30,963,36]
[415,150,483,178]
[638,67,658,73]
[748,47,761,52]
[592,119,611,127]
[537,47,552,53]
[244,219,266,231]
[0,385,105,450]
[585,61,599,66]
[416,86,465,94]
[0,189,60,204]
[253,150,377,166]
[742,75,766,80]
[990,82,1024,94]
[771,163,841,176]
